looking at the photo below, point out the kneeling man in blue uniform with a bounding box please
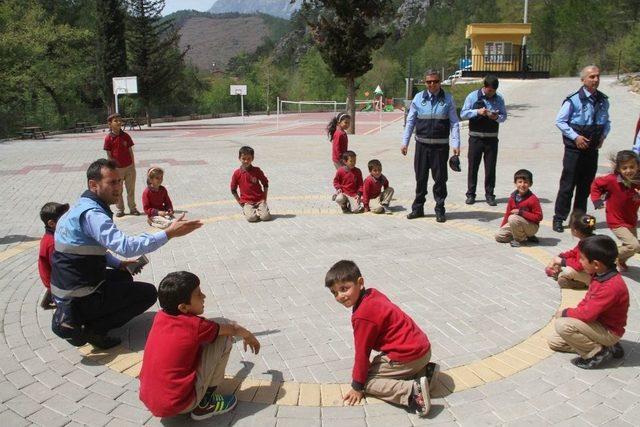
[402,69,461,222]
[50,159,202,349]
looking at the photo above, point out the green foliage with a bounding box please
[96,0,128,112]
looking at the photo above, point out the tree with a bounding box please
[96,0,128,113]
[297,0,394,133]
[126,0,187,125]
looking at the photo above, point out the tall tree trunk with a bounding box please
[145,103,151,127]
[346,75,356,134]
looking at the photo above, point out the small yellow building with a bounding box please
[465,23,532,73]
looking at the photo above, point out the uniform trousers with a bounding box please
[412,143,449,214]
[466,136,498,198]
[554,147,598,221]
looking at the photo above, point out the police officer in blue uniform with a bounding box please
[553,65,610,232]
[402,69,461,223]
[50,159,202,348]
[460,75,507,206]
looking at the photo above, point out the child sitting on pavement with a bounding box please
[495,169,543,247]
[362,159,394,214]
[545,211,596,288]
[38,202,69,309]
[230,146,272,222]
[139,271,260,420]
[325,260,439,417]
[142,167,174,229]
[547,235,628,369]
[333,151,364,213]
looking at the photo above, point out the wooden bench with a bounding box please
[73,121,97,133]
[122,117,142,131]
[21,126,47,139]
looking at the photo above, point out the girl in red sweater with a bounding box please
[590,150,640,271]
[327,112,351,170]
[142,167,174,229]
[546,211,596,288]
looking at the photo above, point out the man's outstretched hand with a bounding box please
[165,213,203,239]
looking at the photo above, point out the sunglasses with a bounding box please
[425,80,440,84]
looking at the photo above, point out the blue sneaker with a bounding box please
[191,393,237,421]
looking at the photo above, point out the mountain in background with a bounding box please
[209,0,299,19]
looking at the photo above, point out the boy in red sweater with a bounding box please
[230,146,271,222]
[103,113,140,217]
[38,202,69,309]
[142,167,174,229]
[325,260,439,417]
[547,235,629,369]
[363,159,394,214]
[140,271,260,420]
[590,150,640,271]
[334,151,364,213]
[495,169,543,247]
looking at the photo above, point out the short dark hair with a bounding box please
[514,169,533,184]
[578,235,618,270]
[342,150,356,162]
[40,202,69,226]
[158,271,200,315]
[325,260,362,288]
[239,146,254,158]
[569,210,596,237]
[107,113,122,123]
[86,158,118,182]
[484,75,499,89]
[368,159,382,172]
[424,69,441,79]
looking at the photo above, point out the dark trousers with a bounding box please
[466,136,499,198]
[554,147,599,221]
[73,269,157,335]
[412,142,449,214]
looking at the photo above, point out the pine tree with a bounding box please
[126,0,186,126]
[96,0,127,113]
[297,0,394,133]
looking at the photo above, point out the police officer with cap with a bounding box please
[553,65,610,232]
[402,69,461,223]
[460,75,507,206]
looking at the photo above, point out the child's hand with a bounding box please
[510,209,519,215]
[158,210,166,217]
[167,209,174,216]
[553,256,563,266]
[242,332,261,354]
[343,388,364,406]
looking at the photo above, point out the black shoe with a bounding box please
[553,219,564,233]
[486,196,497,206]
[435,213,446,223]
[84,331,122,350]
[611,342,625,359]
[115,212,125,218]
[425,362,440,391]
[571,347,612,369]
[40,289,56,310]
[527,235,540,243]
[465,195,475,205]
[407,211,424,220]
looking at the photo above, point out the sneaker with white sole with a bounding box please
[412,376,431,417]
[190,393,237,421]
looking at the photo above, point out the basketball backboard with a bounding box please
[230,85,247,96]
[113,76,138,95]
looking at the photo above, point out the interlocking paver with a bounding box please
[26,407,70,427]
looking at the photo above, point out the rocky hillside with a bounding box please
[209,0,299,19]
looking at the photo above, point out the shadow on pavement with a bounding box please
[446,210,504,222]
[0,234,39,245]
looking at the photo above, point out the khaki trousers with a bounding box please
[368,188,395,214]
[364,350,431,406]
[495,215,539,242]
[243,200,271,222]
[116,164,137,213]
[336,193,362,213]
[547,317,619,359]
[557,266,591,289]
[181,336,233,413]
[612,227,640,264]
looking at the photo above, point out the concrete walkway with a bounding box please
[0,76,640,426]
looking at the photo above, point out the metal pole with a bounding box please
[240,94,244,120]
[276,96,280,129]
[115,92,119,114]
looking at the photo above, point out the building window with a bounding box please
[484,42,513,63]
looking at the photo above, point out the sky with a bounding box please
[162,0,214,15]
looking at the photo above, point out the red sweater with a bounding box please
[590,173,640,229]
[563,271,629,337]
[142,185,173,217]
[139,311,220,417]
[351,288,430,389]
[333,166,363,197]
[500,190,543,226]
[230,166,269,204]
[362,174,390,210]
[332,129,348,163]
[103,131,134,168]
[559,243,584,271]
[38,230,54,289]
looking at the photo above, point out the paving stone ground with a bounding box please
[1,76,640,425]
